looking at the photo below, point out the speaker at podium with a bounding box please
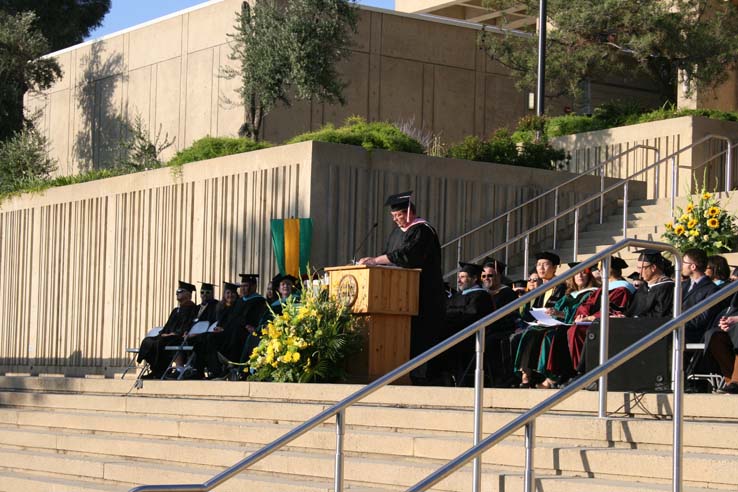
[585,317,672,392]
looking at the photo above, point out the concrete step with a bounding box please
[0,469,128,492]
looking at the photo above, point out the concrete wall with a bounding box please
[0,142,642,374]
[28,0,662,177]
[551,116,738,199]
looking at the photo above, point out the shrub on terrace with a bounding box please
[286,117,424,154]
[168,136,271,166]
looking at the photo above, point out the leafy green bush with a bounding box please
[286,117,424,153]
[543,102,738,138]
[168,136,271,166]
[446,129,564,170]
[0,128,56,196]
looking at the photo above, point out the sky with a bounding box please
[86,0,396,40]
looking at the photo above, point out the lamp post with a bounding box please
[536,0,547,117]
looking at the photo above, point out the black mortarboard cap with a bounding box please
[239,273,259,284]
[512,279,527,289]
[459,261,483,277]
[611,257,628,270]
[177,281,196,293]
[635,249,664,264]
[385,191,413,211]
[627,272,641,280]
[535,251,560,266]
[200,282,215,291]
[223,282,239,294]
[567,262,580,268]
[277,274,299,284]
[482,256,507,272]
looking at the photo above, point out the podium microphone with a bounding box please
[352,222,379,264]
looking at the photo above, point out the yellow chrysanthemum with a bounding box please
[689,229,699,237]
[665,222,673,229]
[702,192,712,200]
[674,225,686,236]
[687,219,697,229]
[708,206,720,217]
[291,351,300,362]
[707,218,720,229]
[679,213,690,222]
[685,204,694,213]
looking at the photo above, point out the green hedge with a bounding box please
[446,129,565,170]
[286,117,424,154]
[544,102,738,138]
[168,136,271,166]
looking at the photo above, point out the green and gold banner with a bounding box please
[271,218,313,278]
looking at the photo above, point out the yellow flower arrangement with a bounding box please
[248,279,362,383]
[663,183,737,255]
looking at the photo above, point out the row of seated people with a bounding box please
[443,248,738,393]
[136,273,300,379]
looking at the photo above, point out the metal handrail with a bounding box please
[129,238,683,492]
[441,144,659,248]
[446,134,733,279]
[412,272,738,492]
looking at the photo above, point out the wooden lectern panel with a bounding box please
[325,265,420,315]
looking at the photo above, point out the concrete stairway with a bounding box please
[544,192,738,277]
[0,376,737,491]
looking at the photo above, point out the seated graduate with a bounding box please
[707,255,731,287]
[482,258,518,332]
[442,261,495,384]
[137,281,198,379]
[625,249,674,318]
[681,248,721,344]
[518,263,599,388]
[703,291,738,394]
[196,281,238,379]
[219,274,268,366]
[270,274,301,316]
[568,257,636,373]
[444,262,495,334]
[189,282,219,378]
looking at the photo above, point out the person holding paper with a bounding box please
[514,257,598,388]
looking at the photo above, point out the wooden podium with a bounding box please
[325,265,420,383]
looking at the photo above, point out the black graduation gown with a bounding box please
[490,285,519,334]
[137,301,198,377]
[221,293,268,363]
[443,287,495,371]
[384,221,445,358]
[625,278,674,318]
[681,277,720,344]
[189,299,220,374]
[197,301,236,377]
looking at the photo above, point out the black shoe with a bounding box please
[725,382,738,394]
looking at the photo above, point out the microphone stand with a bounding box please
[352,222,378,264]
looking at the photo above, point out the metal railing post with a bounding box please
[573,208,580,262]
[523,235,530,279]
[598,256,610,418]
[671,156,677,216]
[334,410,345,492]
[472,326,485,492]
[524,420,536,492]
[600,173,605,224]
[671,255,684,492]
[622,181,629,238]
[726,143,733,192]
[552,189,559,249]
[505,214,511,268]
